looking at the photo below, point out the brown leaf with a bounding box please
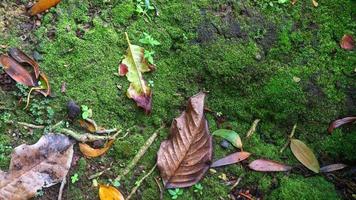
[320,164,347,173]
[79,119,98,133]
[0,55,37,86]
[211,152,251,168]
[290,139,320,173]
[0,134,73,200]
[248,159,292,172]
[8,48,40,79]
[99,185,125,200]
[29,0,62,16]
[340,34,354,50]
[328,116,356,133]
[157,92,213,188]
[79,140,114,158]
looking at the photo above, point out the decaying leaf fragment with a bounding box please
[211,152,250,168]
[340,34,355,50]
[320,164,347,173]
[119,32,154,114]
[0,134,73,200]
[212,129,242,148]
[30,0,62,16]
[99,185,125,200]
[157,92,213,188]
[79,140,115,158]
[248,159,292,172]
[290,139,320,173]
[328,116,356,133]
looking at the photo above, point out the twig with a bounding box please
[115,125,164,182]
[117,129,131,140]
[230,175,243,190]
[280,124,297,153]
[51,120,65,131]
[7,121,45,129]
[95,128,117,134]
[154,177,164,200]
[126,164,157,200]
[89,168,111,180]
[57,176,66,200]
[59,128,121,143]
[246,119,260,138]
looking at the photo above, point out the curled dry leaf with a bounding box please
[79,119,98,133]
[320,164,347,173]
[119,32,154,114]
[211,152,251,168]
[340,34,355,50]
[157,92,213,188]
[29,0,62,16]
[8,48,40,79]
[212,129,242,148]
[328,116,356,133]
[37,73,51,97]
[99,185,125,200]
[290,139,320,173]
[0,55,37,86]
[0,134,73,200]
[79,140,115,158]
[248,159,292,172]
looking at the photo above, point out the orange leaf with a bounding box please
[99,185,125,200]
[30,0,61,16]
[290,139,320,173]
[0,55,37,86]
[79,140,114,158]
[78,119,98,133]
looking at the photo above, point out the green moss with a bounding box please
[112,1,135,26]
[269,176,340,200]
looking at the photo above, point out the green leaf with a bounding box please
[278,0,289,3]
[212,129,242,148]
[82,112,89,119]
[168,189,176,196]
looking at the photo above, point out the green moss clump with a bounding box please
[112,134,145,160]
[112,1,135,26]
[269,176,340,200]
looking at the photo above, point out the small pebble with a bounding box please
[255,53,262,60]
[220,139,230,149]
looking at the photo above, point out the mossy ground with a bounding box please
[0,0,355,199]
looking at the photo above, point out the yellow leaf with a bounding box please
[312,0,318,7]
[79,140,114,158]
[290,139,320,173]
[99,185,125,200]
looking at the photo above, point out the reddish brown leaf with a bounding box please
[79,140,115,158]
[211,152,251,168]
[29,0,62,16]
[0,55,37,87]
[328,117,356,133]
[8,48,40,79]
[0,134,73,200]
[320,164,347,173]
[119,64,128,76]
[248,159,292,172]
[340,34,355,50]
[157,92,212,188]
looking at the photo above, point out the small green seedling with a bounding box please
[139,32,160,47]
[71,173,79,184]
[135,0,154,19]
[148,80,154,87]
[193,183,203,195]
[109,179,121,187]
[144,50,155,64]
[81,105,92,119]
[168,188,183,199]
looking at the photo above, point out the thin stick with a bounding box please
[95,128,117,134]
[126,164,157,200]
[280,124,297,153]
[115,125,164,182]
[154,177,164,200]
[7,121,45,129]
[57,177,67,200]
[230,175,243,190]
[89,168,111,180]
[59,128,121,143]
[246,119,260,138]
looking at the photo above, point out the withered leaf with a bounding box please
[9,48,40,79]
[99,185,125,200]
[320,164,347,173]
[30,0,62,16]
[211,152,250,168]
[328,116,356,134]
[79,140,115,158]
[340,34,355,50]
[248,159,292,172]
[79,119,98,133]
[157,92,212,188]
[0,134,73,200]
[290,139,320,173]
[0,55,37,87]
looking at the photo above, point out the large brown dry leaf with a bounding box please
[157,92,213,188]
[8,48,40,79]
[211,152,250,168]
[328,116,356,133]
[0,134,73,200]
[0,55,37,86]
[290,139,320,173]
[248,159,292,172]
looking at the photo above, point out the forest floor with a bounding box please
[0,0,356,199]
